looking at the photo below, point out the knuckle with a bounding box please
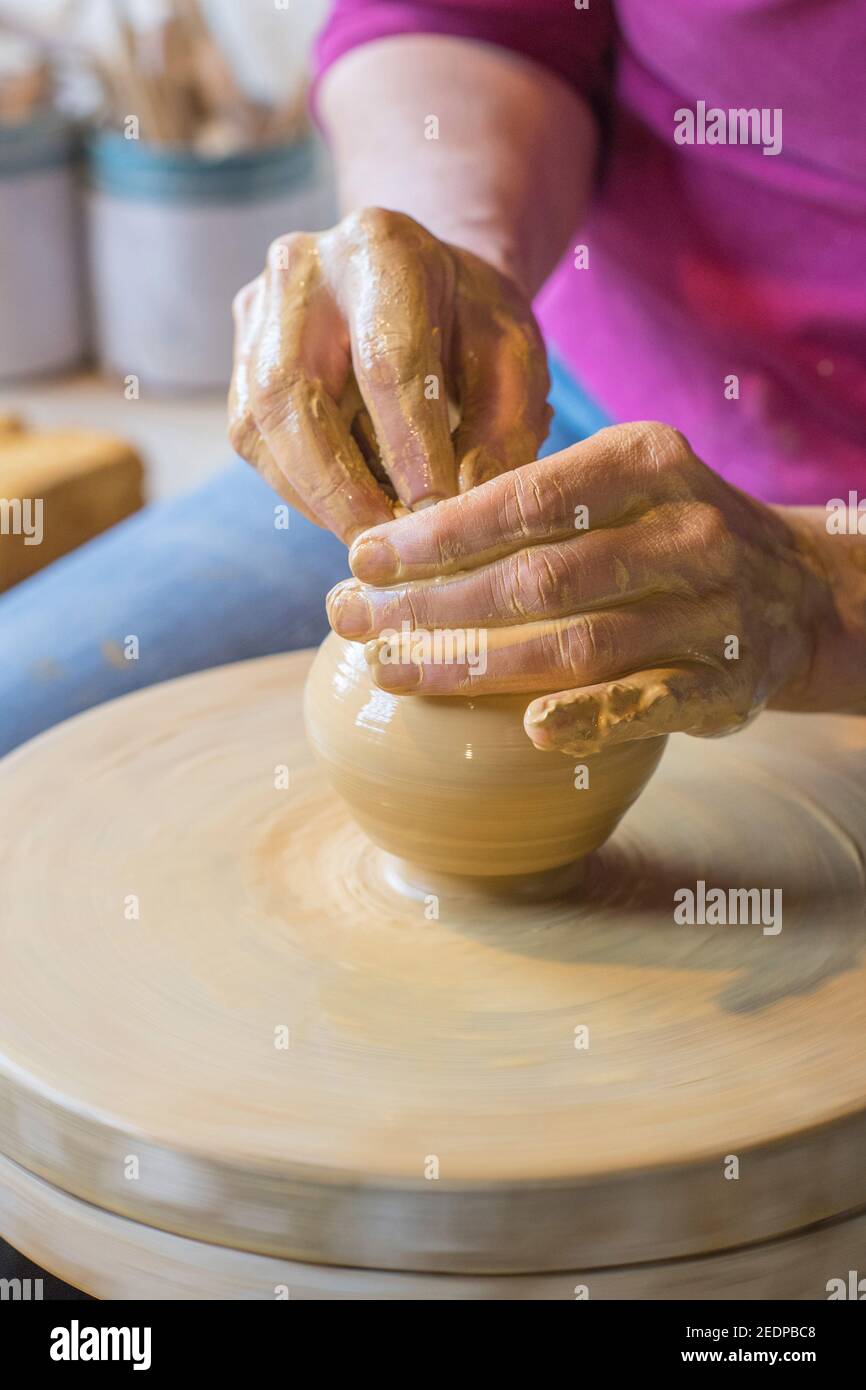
[231,280,257,321]
[354,206,396,238]
[355,329,422,387]
[524,545,574,614]
[564,616,601,674]
[432,493,473,568]
[505,467,546,535]
[345,206,418,244]
[494,553,530,618]
[250,366,308,430]
[266,231,309,272]
[692,500,730,557]
[249,368,282,417]
[544,615,609,679]
[530,458,578,529]
[228,410,257,460]
[633,420,690,473]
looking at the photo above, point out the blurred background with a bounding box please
[0,0,334,590]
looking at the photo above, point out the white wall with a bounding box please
[0,0,331,103]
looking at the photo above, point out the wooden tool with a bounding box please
[0,649,865,1297]
[1,0,308,153]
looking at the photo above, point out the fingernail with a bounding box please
[373,661,422,691]
[326,582,373,638]
[350,535,401,583]
[524,695,559,726]
[524,723,556,752]
[364,639,422,690]
[523,701,551,742]
[411,493,446,511]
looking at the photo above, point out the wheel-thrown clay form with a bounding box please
[303,632,667,880]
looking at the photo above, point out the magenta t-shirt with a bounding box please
[314,0,866,506]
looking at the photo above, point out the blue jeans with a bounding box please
[0,358,609,756]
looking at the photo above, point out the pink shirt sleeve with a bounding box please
[312,0,615,116]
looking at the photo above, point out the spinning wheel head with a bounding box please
[1,650,866,1296]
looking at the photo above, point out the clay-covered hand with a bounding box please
[228,207,551,543]
[327,422,837,754]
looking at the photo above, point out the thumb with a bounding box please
[524,663,757,756]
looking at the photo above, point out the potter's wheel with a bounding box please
[1,649,866,1296]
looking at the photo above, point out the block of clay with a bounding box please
[0,428,144,591]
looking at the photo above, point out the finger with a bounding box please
[250,235,395,543]
[349,421,681,584]
[335,377,391,489]
[350,403,395,493]
[451,283,551,491]
[328,514,684,640]
[229,277,319,526]
[338,216,456,508]
[363,594,729,695]
[524,663,759,755]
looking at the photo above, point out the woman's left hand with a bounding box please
[326,421,836,754]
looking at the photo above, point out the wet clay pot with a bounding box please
[303,633,667,882]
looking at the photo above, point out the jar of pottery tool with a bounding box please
[85,131,334,391]
[0,114,86,379]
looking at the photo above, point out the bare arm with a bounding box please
[779,508,866,715]
[318,33,598,295]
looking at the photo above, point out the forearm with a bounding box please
[773,507,866,714]
[317,33,597,295]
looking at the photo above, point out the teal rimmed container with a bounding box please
[0,115,86,379]
[86,131,334,391]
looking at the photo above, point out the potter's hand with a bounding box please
[228,208,550,544]
[328,422,836,754]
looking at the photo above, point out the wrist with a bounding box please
[443,226,535,297]
[770,507,866,713]
[335,191,534,296]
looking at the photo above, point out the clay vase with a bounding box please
[303,633,667,889]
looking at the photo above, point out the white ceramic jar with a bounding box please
[86,132,335,391]
[0,116,86,380]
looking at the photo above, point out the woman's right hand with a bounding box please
[229,207,551,543]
